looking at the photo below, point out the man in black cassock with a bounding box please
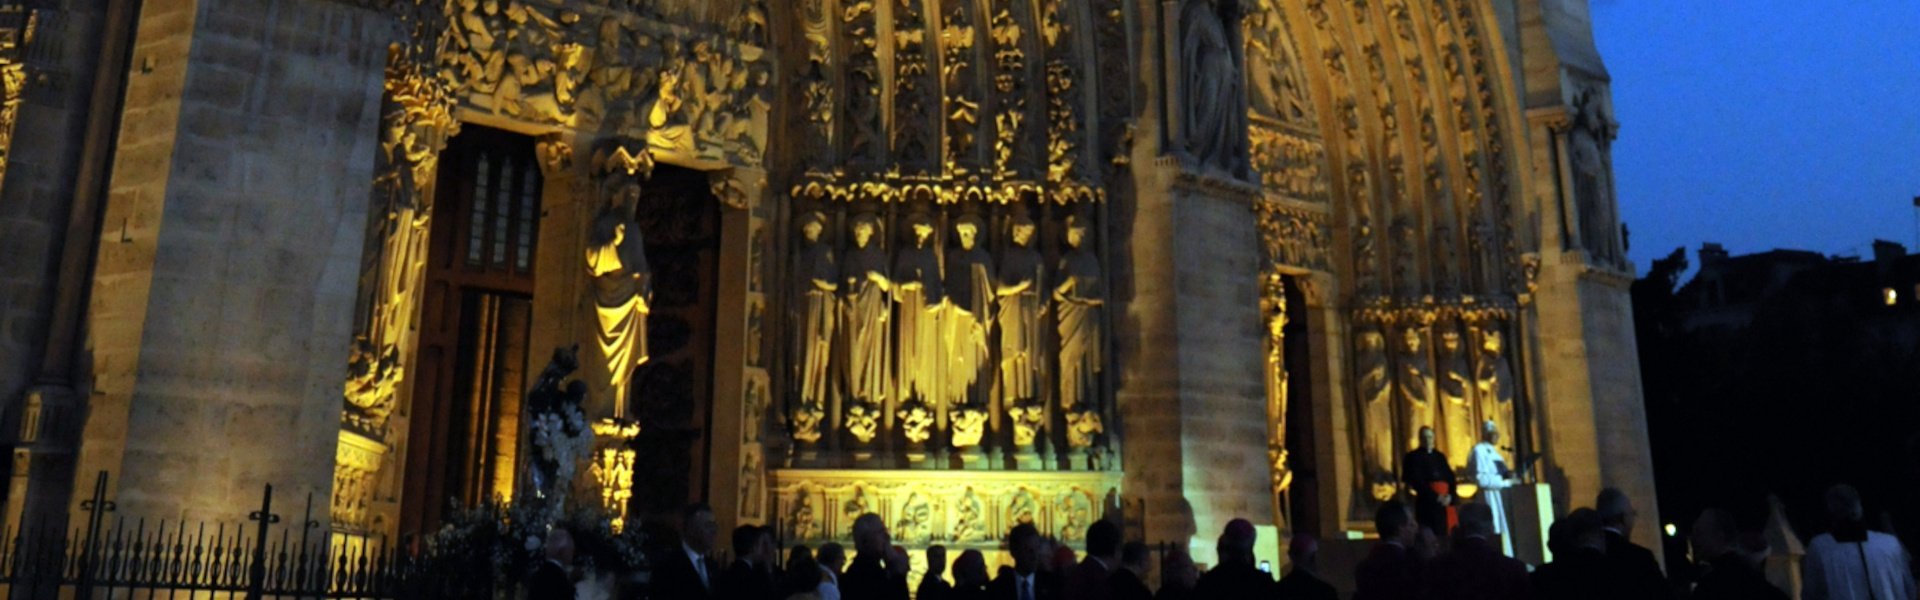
[1402,426,1457,537]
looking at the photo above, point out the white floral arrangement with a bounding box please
[529,404,595,492]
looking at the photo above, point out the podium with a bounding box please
[1505,483,1554,564]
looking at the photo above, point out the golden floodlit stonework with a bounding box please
[0,0,1655,577]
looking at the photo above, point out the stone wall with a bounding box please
[75,0,387,524]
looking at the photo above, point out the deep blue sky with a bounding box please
[1590,1,1920,272]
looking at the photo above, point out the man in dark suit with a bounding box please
[1595,488,1667,599]
[651,503,720,600]
[1532,508,1634,600]
[525,527,576,600]
[1402,426,1457,538]
[952,549,991,600]
[988,523,1060,600]
[715,524,778,600]
[1687,509,1788,600]
[1109,542,1153,600]
[1422,503,1531,600]
[1192,519,1276,598]
[1275,534,1337,600]
[1064,520,1121,600]
[918,545,953,600]
[1152,549,1196,600]
[1354,500,1422,600]
[841,513,909,600]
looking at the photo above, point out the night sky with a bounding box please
[1591,1,1920,274]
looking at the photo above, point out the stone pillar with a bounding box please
[707,166,770,532]
[1118,165,1271,565]
[73,0,389,525]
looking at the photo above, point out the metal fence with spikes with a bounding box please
[0,472,463,600]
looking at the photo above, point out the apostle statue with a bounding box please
[1470,420,1518,555]
[997,212,1046,449]
[893,213,945,445]
[790,211,837,444]
[841,213,891,444]
[1475,325,1518,453]
[943,214,995,450]
[585,179,652,417]
[1356,324,1397,501]
[1055,214,1106,449]
[1436,323,1477,466]
[1396,324,1435,452]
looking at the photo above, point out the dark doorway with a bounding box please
[627,164,722,523]
[1283,274,1320,537]
[400,125,542,535]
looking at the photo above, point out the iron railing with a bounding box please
[0,472,458,600]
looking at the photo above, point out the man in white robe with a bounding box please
[1469,420,1517,556]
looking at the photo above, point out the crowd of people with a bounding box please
[525,483,1915,600]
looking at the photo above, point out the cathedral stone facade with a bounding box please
[0,0,1654,576]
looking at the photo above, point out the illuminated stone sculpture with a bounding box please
[998,213,1046,449]
[1262,274,1292,503]
[1476,325,1518,453]
[842,214,891,445]
[1179,0,1248,175]
[1437,322,1477,465]
[585,171,653,417]
[893,213,945,447]
[1055,214,1105,449]
[1356,324,1397,500]
[1396,323,1434,454]
[791,212,838,444]
[943,215,994,449]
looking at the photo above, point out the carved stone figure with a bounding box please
[998,213,1046,448]
[1261,273,1291,497]
[788,492,819,541]
[952,487,984,542]
[1396,324,1434,452]
[842,214,891,443]
[943,216,995,427]
[1244,0,1313,125]
[1436,322,1476,466]
[1570,93,1621,266]
[1055,215,1105,448]
[894,213,946,406]
[1475,325,1518,453]
[791,212,838,444]
[951,406,988,448]
[1181,0,1248,175]
[1355,324,1396,500]
[894,491,933,543]
[585,179,653,416]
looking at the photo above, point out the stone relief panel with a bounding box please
[768,470,1119,548]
